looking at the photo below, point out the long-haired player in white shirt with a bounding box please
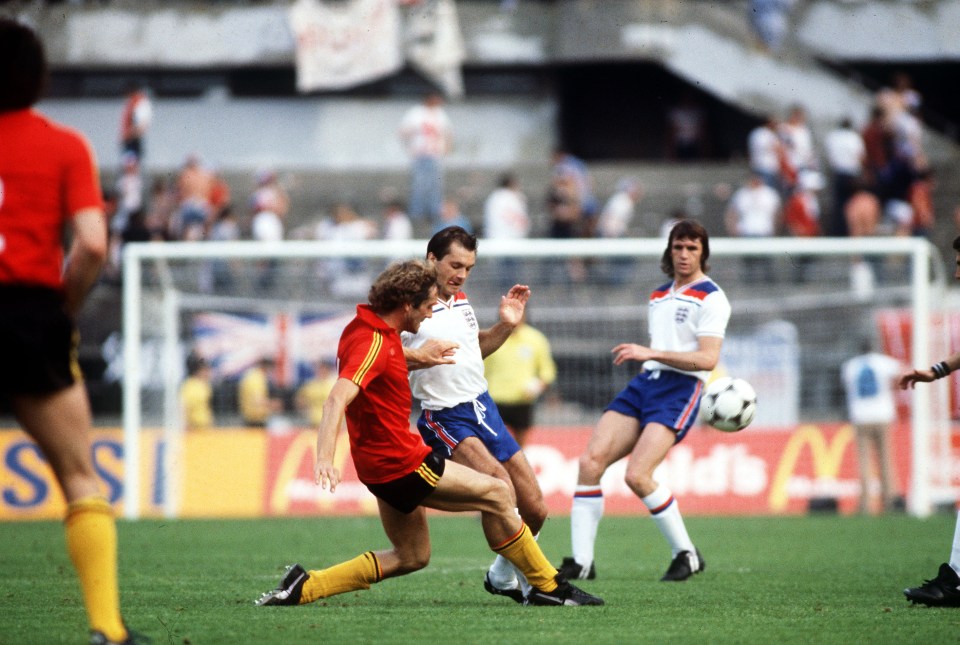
[559,220,731,583]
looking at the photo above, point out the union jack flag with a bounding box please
[191,310,353,387]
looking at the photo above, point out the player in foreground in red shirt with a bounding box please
[0,18,145,645]
[256,260,602,607]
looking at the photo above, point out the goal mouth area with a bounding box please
[119,236,950,519]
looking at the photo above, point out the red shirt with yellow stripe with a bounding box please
[338,304,431,484]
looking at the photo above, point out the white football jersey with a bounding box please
[643,277,731,382]
[402,291,488,410]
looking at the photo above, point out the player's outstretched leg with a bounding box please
[256,552,384,606]
[904,563,960,607]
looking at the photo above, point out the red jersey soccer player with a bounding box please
[256,261,602,607]
[0,18,144,645]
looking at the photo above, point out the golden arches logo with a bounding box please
[768,424,853,512]
[269,429,352,514]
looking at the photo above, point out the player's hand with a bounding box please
[500,285,530,325]
[314,459,341,492]
[611,343,654,366]
[898,369,934,390]
[416,339,459,366]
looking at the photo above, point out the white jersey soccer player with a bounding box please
[644,277,731,384]
[405,291,487,411]
[401,226,550,604]
[560,220,731,583]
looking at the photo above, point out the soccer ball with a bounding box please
[699,376,757,432]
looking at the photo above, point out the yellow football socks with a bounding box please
[64,496,126,643]
[301,551,382,603]
[492,523,558,592]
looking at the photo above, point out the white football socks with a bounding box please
[642,484,695,557]
[570,485,604,568]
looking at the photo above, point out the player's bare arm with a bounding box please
[612,336,723,373]
[62,207,108,317]
[899,352,960,390]
[403,340,459,370]
[314,378,358,492]
[479,284,530,358]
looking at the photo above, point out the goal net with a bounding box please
[120,236,950,518]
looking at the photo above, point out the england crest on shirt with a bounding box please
[675,306,690,324]
[461,307,478,330]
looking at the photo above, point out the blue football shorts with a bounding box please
[417,390,522,463]
[605,369,704,443]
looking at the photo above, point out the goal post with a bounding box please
[120,236,949,519]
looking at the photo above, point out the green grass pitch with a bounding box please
[2,513,959,644]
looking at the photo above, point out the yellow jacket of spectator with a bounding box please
[296,375,336,427]
[238,366,272,425]
[483,323,557,405]
[180,375,213,430]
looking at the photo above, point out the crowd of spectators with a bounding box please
[102,72,941,298]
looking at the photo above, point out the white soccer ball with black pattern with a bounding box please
[699,376,757,432]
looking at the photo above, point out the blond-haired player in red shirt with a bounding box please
[256,261,602,607]
[0,18,145,645]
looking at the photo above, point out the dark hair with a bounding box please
[425,226,477,261]
[368,260,438,315]
[660,220,711,277]
[0,18,48,112]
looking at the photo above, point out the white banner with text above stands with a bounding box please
[288,0,403,93]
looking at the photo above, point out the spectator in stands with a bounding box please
[317,202,378,297]
[432,198,473,236]
[824,117,866,236]
[483,173,530,240]
[399,92,452,225]
[482,309,557,449]
[119,80,152,165]
[483,173,530,289]
[724,171,782,283]
[203,205,241,294]
[105,152,145,281]
[238,357,283,429]
[665,90,709,161]
[175,153,214,241]
[596,178,643,240]
[295,359,337,428]
[861,104,891,196]
[594,178,644,284]
[545,170,582,239]
[146,176,177,241]
[381,199,413,243]
[551,147,598,230]
[252,168,289,224]
[180,353,214,431]
[841,341,904,515]
[779,104,818,193]
[545,170,586,283]
[909,167,935,238]
[783,170,823,283]
[748,114,787,193]
[113,152,144,237]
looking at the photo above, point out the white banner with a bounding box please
[404,0,466,98]
[288,0,403,93]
